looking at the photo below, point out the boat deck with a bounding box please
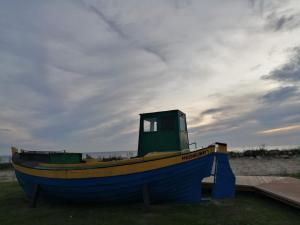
[203,176,300,209]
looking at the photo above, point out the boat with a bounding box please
[12,110,235,205]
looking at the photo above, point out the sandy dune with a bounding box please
[230,156,300,176]
[0,170,16,182]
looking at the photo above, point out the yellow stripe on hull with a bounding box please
[38,151,182,168]
[13,146,215,179]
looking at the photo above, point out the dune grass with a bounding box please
[0,182,299,225]
[290,172,300,179]
[0,163,13,170]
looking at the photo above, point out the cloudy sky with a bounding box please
[1,0,300,154]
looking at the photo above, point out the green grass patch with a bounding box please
[288,172,300,179]
[0,182,299,225]
[0,163,13,170]
[274,172,300,179]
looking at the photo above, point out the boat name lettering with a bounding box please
[181,150,208,161]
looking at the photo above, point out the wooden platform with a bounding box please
[203,176,300,209]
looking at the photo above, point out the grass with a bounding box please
[289,172,300,179]
[0,163,13,170]
[274,172,300,179]
[0,182,299,225]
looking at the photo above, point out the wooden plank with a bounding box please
[30,184,40,208]
[255,177,300,209]
[142,184,150,210]
[202,176,300,208]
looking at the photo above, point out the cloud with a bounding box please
[189,69,300,147]
[258,124,300,135]
[255,0,300,31]
[140,46,167,64]
[265,13,300,31]
[261,86,299,103]
[0,1,168,152]
[189,106,233,128]
[189,95,300,147]
[248,0,264,17]
[86,4,127,39]
[263,47,300,83]
[200,107,231,116]
[1,0,300,154]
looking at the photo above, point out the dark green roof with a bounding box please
[139,109,185,116]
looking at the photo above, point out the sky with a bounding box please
[0,0,300,155]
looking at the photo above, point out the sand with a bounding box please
[0,170,16,182]
[230,156,300,176]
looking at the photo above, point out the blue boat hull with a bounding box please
[15,154,214,203]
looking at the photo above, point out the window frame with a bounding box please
[143,117,158,132]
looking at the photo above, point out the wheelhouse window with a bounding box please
[180,115,186,131]
[143,118,157,132]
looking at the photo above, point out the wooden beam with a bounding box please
[30,184,40,208]
[142,184,150,210]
